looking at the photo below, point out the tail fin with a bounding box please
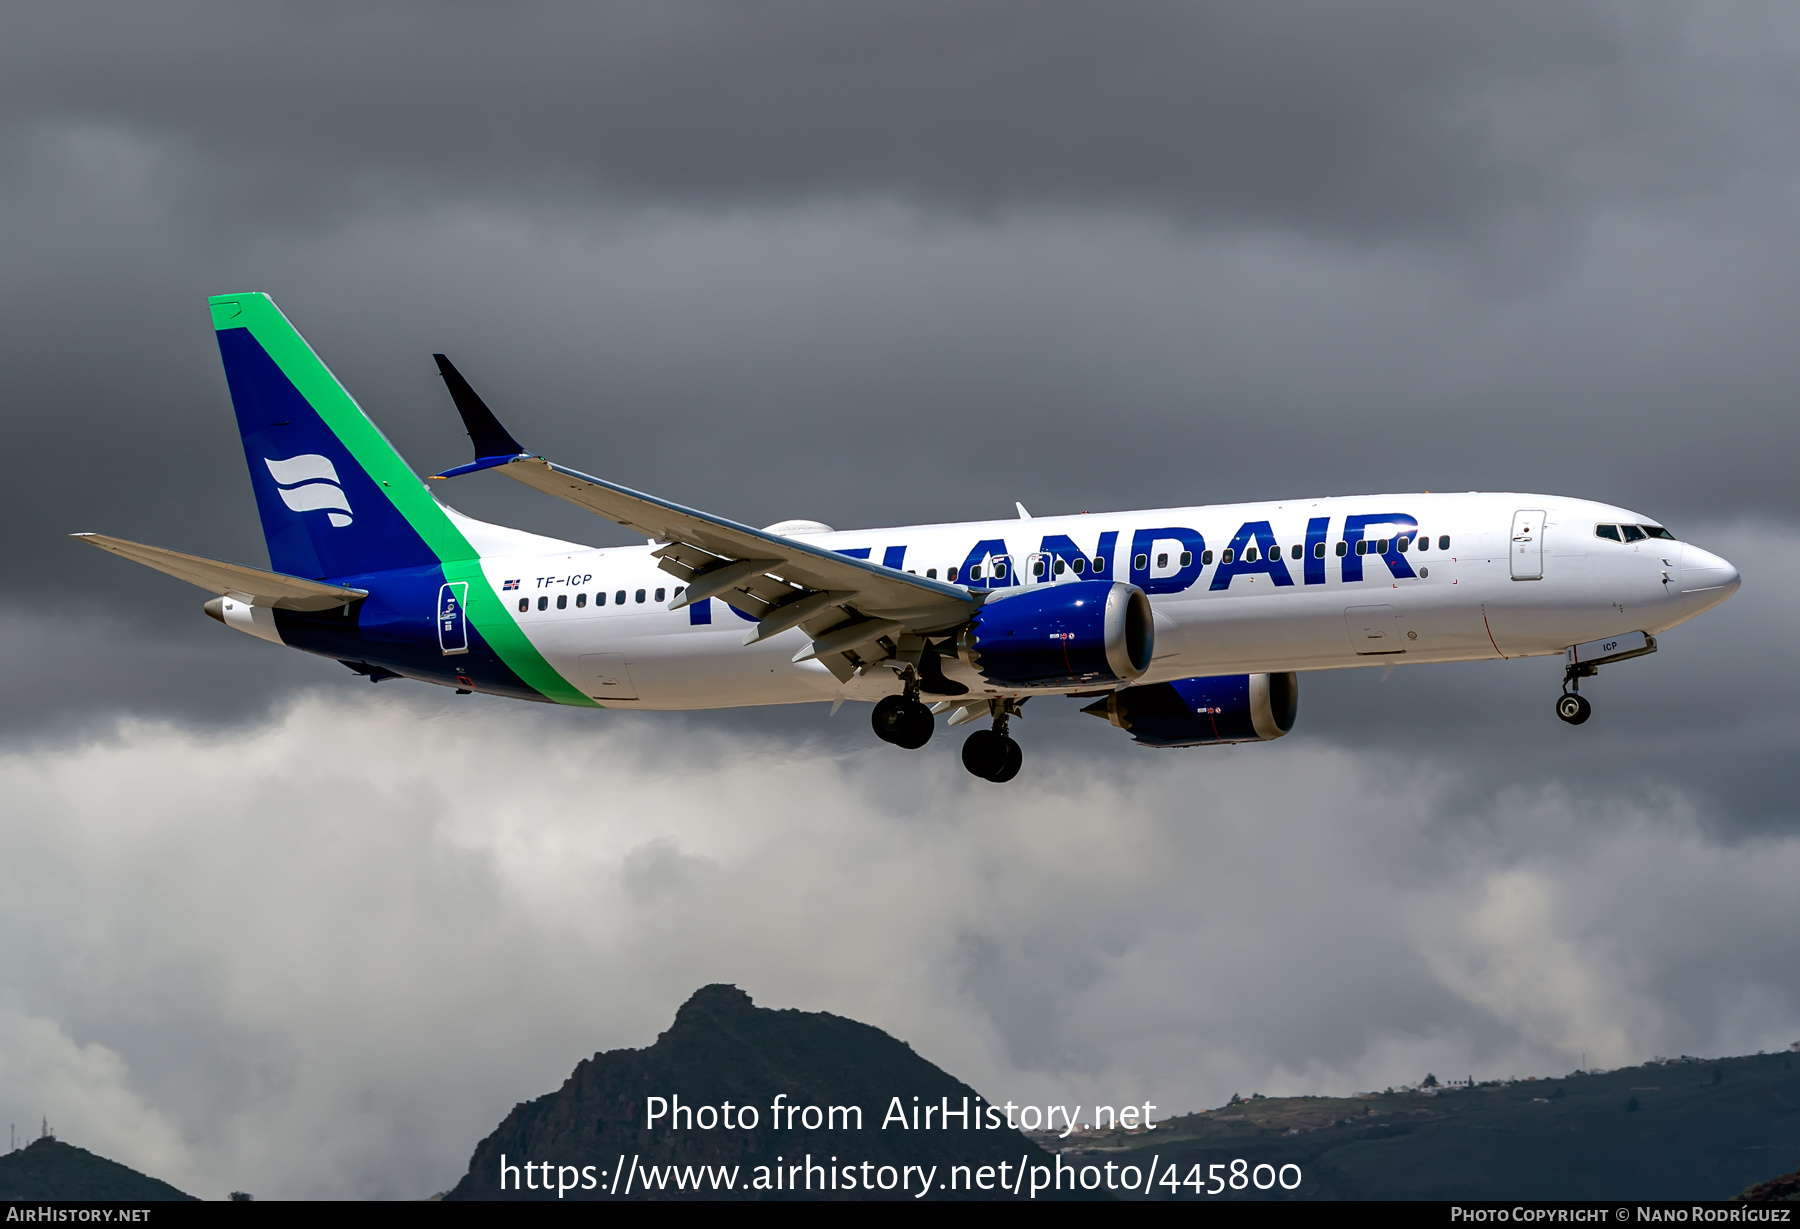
[211,293,472,580]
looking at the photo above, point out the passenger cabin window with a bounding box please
[1595,524,1622,542]
[1355,541,1367,556]
[1438,535,1450,551]
[1620,525,1647,543]
[1313,543,1325,559]
[1397,537,1409,553]
[1032,559,1046,577]
[615,590,626,604]
[1156,553,1168,569]
[1092,556,1106,571]
[927,568,938,579]
[1179,551,1192,567]
[1642,525,1676,541]
[518,598,528,612]
[556,594,567,609]
[1133,554,1147,571]
[537,596,548,611]
[1416,535,1428,552]
[969,565,983,580]
[597,591,607,605]
[1245,547,1258,562]
[1221,548,1235,564]
[674,587,685,598]
[1054,559,1066,575]
[947,566,959,582]
[1072,558,1086,574]
[1291,545,1303,560]
[636,589,647,603]
[576,592,587,608]
[992,561,1008,578]
[655,587,666,602]
[1202,550,1214,565]
[1336,541,1349,557]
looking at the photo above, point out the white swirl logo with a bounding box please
[264,454,353,528]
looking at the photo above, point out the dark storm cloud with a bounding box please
[2,2,1788,237]
[0,2,1796,747]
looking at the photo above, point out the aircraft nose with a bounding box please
[1678,543,1741,615]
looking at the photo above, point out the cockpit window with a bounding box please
[1595,524,1622,542]
[1620,524,1647,543]
[1641,525,1675,541]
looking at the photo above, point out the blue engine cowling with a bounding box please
[957,580,1154,688]
[1082,672,1299,746]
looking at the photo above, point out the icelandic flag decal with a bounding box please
[502,579,521,591]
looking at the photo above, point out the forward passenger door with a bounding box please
[1511,510,1545,581]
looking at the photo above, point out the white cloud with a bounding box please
[2,690,1798,1197]
[0,1005,187,1182]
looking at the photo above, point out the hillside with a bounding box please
[1062,1051,1800,1200]
[446,984,1079,1201]
[0,1137,195,1201]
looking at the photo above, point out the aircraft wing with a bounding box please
[493,456,978,677]
[427,356,980,680]
[72,533,368,611]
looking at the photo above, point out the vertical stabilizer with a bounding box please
[211,293,472,580]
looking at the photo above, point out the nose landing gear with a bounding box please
[1555,691,1591,725]
[1553,631,1658,727]
[1556,659,1595,725]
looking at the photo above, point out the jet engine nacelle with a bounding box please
[1082,672,1299,746]
[958,580,1153,689]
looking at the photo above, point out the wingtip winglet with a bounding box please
[433,353,527,460]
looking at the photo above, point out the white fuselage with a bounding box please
[467,492,1737,709]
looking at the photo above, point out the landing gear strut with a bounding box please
[962,702,1023,782]
[871,675,934,749]
[1556,662,1595,726]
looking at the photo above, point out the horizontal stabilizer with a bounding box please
[72,533,367,611]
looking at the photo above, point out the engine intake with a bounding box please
[958,580,1153,688]
[1083,672,1298,746]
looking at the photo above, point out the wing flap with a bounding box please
[73,534,367,611]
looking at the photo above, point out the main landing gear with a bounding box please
[870,679,1025,783]
[871,682,934,750]
[962,702,1023,783]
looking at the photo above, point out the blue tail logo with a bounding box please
[263,455,354,529]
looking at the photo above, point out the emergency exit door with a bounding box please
[1511,509,1545,580]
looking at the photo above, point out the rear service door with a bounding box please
[1511,509,1545,580]
[437,582,469,655]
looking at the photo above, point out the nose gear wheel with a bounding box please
[1555,692,1591,725]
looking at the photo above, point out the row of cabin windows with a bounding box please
[1596,523,1675,543]
[515,532,1467,610]
[1121,535,1454,570]
[863,534,1463,586]
[518,585,683,613]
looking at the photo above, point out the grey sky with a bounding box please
[1,1,1797,1199]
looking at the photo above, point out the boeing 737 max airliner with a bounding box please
[77,294,1741,781]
